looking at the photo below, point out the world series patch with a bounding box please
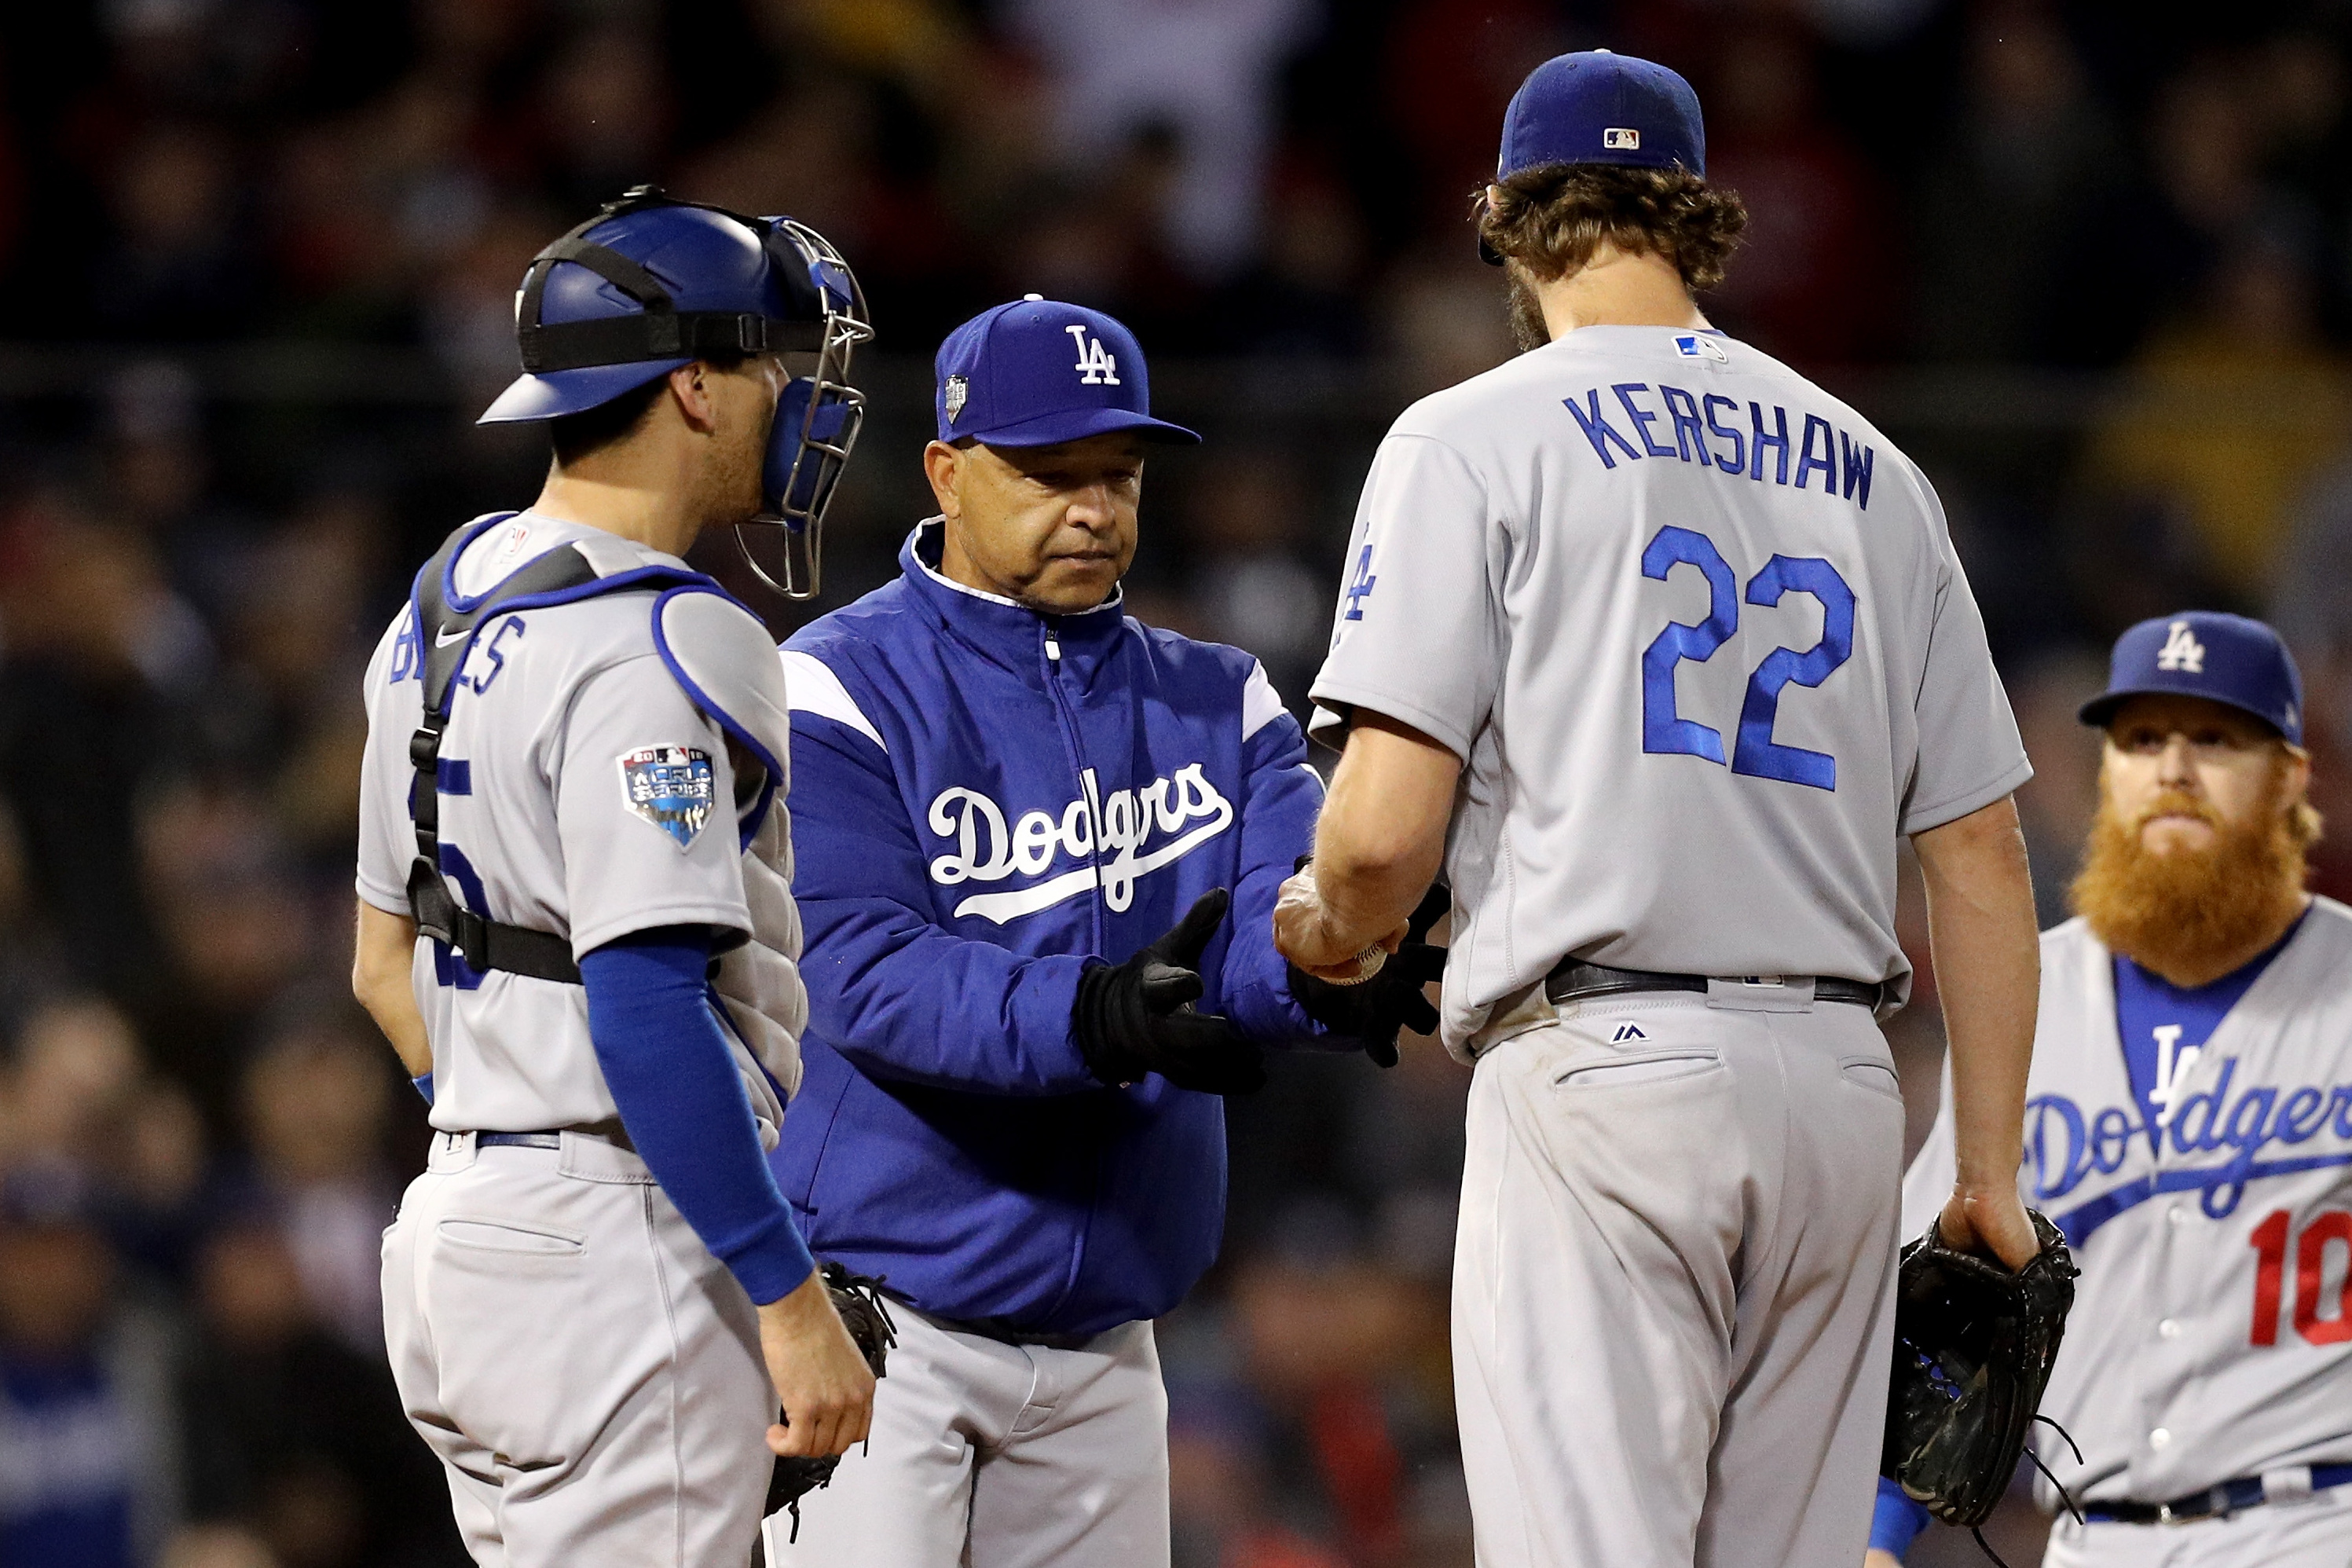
[618,745,715,848]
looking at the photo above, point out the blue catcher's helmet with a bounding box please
[481,185,872,599]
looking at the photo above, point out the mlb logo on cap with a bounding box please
[1497,50,1708,181]
[2078,610,2305,744]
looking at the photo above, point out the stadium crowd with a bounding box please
[4,2,2352,1565]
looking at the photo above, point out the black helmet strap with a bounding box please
[515,195,823,375]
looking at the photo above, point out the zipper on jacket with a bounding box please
[1038,618,1105,954]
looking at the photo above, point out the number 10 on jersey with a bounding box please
[2249,1208,2352,1346]
[1639,525,1856,790]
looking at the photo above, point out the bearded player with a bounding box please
[1870,611,2352,1567]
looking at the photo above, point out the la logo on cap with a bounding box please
[1067,324,1121,386]
[2156,620,2204,674]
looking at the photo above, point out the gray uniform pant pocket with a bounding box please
[1453,998,1903,1568]
[382,1144,771,1567]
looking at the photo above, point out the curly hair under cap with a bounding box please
[1477,163,1749,291]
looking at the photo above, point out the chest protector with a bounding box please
[406,515,808,1099]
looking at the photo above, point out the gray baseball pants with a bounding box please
[381,1130,774,1567]
[1453,982,1906,1568]
[763,1302,1168,1568]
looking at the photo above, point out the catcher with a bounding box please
[1870,613,2352,1568]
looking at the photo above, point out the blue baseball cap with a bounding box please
[1497,50,1707,181]
[2079,611,2305,744]
[934,296,1199,448]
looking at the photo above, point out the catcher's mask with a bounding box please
[480,185,873,601]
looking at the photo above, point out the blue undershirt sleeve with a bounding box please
[1869,1475,1932,1559]
[581,925,815,1306]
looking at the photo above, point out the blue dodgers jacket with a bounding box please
[769,521,1328,1336]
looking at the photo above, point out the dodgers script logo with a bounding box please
[2028,1060,2352,1245]
[927,764,1233,923]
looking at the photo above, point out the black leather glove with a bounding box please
[1073,888,1266,1095]
[1288,882,1449,1067]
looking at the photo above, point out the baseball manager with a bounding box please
[760,296,1437,1566]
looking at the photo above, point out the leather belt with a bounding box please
[899,1298,1097,1352]
[2084,1463,2352,1525]
[469,1127,636,1153]
[477,1131,562,1151]
[1544,958,1888,1009]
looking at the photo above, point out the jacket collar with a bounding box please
[899,518,1130,683]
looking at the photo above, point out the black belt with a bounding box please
[1544,958,1887,1009]
[476,1131,562,1151]
[468,1128,635,1153]
[2083,1464,2352,1525]
[895,1296,1097,1352]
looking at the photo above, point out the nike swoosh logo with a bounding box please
[435,627,470,647]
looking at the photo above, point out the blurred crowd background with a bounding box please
[1,1,2349,1565]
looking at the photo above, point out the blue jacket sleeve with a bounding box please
[789,713,1099,1096]
[1215,704,1330,1045]
[1868,1476,1932,1559]
[582,927,816,1305]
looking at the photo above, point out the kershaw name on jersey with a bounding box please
[1308,325,2028,1056]
[1902,902,2352,1505]
[770,522,1328,1337]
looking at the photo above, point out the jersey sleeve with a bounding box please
[1214,661,1328,1043]
[355,606,420,915]
[1901,497,2032,835]
[1308,432,1505,760]
[554,654,753,956]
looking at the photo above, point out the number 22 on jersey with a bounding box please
[1638,525,1856,790]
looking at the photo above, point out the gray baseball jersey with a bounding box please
[1308,326,2029,1055]
[355,511,806,1137]
[1903,903,2352,1508]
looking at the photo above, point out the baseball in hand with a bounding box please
[1273,869,1400,983]
[1313,943,1389,986]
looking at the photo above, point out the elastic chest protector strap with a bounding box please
[404,515,710,984]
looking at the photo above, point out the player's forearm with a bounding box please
[353,899,434,1078]
[582,926,816,1304]
[1289,712,1460,959]
[1912,795,2039,1189]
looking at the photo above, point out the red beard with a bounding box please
[2068,782,2308,980]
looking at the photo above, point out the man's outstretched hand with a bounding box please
[1073,888,1266,1095]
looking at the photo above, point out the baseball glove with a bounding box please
[763,1263,896,1547]
[1881,1208,2078,1534]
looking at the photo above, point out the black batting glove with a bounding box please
[1287,882,1449,1067]
[1073,888,1266,1095]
